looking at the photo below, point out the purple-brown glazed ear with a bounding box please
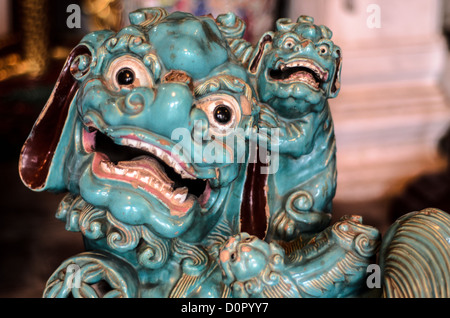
[240,159,268,240]
[248,32,273,75]
[329,49,342,98]
[19,45,91,191]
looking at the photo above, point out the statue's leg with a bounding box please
[43,251,139,298]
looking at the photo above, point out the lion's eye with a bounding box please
[318,44,330,55]
[196,94,242,136]
[106,55,153,91]
[214,105,232,124]
[116,68,135,86]
[230,252,237,262]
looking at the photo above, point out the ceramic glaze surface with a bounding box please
[19,8,450,298]
[217,13,342,244]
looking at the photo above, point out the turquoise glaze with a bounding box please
[219,216,380,298]
[217,13,341,243]
[19,8,450,298]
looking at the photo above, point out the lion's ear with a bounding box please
[19,45,91,191]
[329,49,342,99]
[248,31,274,75]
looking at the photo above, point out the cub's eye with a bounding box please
[318,44,330,55]
[116,68,135,86]
[214,105,232,124]
[230,252,237,262]
[283,37,296,49]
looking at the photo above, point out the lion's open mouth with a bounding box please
[83,127,210,214]
[268,59,328,90]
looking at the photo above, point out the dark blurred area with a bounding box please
[0,0,449,297]
[388,127,450,223]
[0,0,84,298]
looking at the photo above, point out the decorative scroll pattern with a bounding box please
[56,194,169,270]
[129,7,168,29]
[169,273,202,298]
[381,208,450,298]
[215,12,254,67]
[218,217,381,298]
[172,238,209,276]
[43,251,139,298]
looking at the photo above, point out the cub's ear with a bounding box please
[329,48,342,99]
[248,31,274,76]
[19,45,91,192]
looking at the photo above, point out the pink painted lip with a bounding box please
[82,128,211,213]
[91,152,194,216]
[118,133,196,178]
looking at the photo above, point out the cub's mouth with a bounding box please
[82,127,210,215]
[268,59,328,90]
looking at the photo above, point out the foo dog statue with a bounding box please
[217,13,341,243]
[18,7,450,298]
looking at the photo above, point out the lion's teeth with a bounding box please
[126,170,138,178]
[100,137,200,204]
[140,175,150,184]
[121,137,194,180]
[114,167,126,175]
[173,187,188,203]
[125,139,138,147]
[100,161,111,172]
[176,194,187,203]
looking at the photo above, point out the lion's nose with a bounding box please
[143,82,194,139]
[162,70,193,92]
[294,40,314,53]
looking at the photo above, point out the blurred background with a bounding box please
[1,0,449,297]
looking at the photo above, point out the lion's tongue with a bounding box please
[119,155,174,187]
[289,70,319,88]
[98,155,179,199]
